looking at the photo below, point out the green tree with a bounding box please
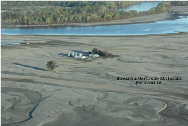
[46,61,59,71]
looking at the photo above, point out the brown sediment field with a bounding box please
[1,33,188,126]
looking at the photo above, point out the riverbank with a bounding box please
[2,34,188,126]
[2,6,187,28]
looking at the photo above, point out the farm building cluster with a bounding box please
[61,52,99,59]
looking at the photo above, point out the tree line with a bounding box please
[1,1,174,25]
[1,1,140,9]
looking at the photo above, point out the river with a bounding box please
[118,1,161,12]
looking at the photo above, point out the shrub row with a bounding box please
[92,48,119,58]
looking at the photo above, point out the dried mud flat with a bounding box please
[1,34,188,126]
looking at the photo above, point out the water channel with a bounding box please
[118,1,161,12]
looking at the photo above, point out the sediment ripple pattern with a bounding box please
[1,87,42,126]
